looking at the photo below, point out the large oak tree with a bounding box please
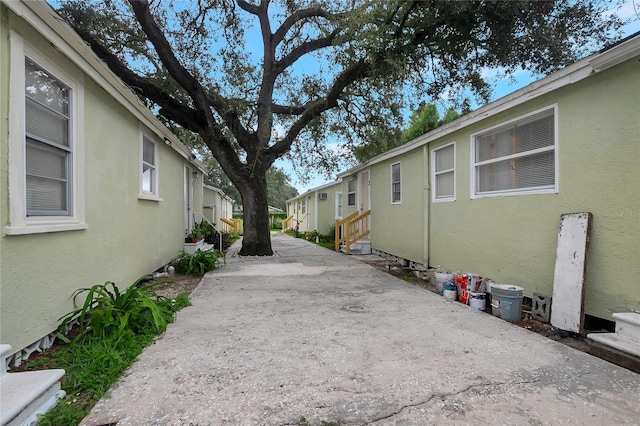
[57,0,622,255]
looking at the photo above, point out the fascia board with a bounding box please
[344,59,597,173]
[310,180,342,192]
[590,36,640,71]
[286,180,342,203]
[7,0,204,170]
[203,185,232,201]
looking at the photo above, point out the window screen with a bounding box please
[391,163,401,203]
[25,58,71,216]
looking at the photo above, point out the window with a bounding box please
[141,135,158,195]
[25,59,72,216]
[347,179,356,206]
[391,162,401,203]
[472,107,556,197]
[5,31,86,235]
[335,192,343,218]
[432,143,455,202]
[301,199,306,214]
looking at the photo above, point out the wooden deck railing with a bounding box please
[335,209,371,254]
[221,217,242,233]
[282,215,294,231]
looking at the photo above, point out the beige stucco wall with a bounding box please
[369,151,427,264]
[314,182,342,235]
[203,186,234,229]
[428,59,639,320]
[0,8,202,352]
[287,194,312,232]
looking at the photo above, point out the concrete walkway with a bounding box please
[81,233,640,425]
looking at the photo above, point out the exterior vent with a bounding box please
[318,192,328,200]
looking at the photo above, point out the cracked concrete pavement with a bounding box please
[81,233,640,425]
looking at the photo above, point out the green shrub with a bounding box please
[57,279,178,342]
[305,230,320,241]
[269,212,288,229]
[319,226,335,243]
[172,249,221,276]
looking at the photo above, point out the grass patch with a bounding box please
[27,280,192,425]
[37,330,153,425]
[317,241,335,250]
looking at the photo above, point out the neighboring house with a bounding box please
[321,34,640,329]
[202,184,234,230]
[0,0,209,363]
[286,181,341,235]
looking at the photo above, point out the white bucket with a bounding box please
[469,292,486,311]
[443,284,457,301]
[435,272,455,295]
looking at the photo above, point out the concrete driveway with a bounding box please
[81,233,640,425]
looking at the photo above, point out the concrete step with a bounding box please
[587,332,640,373]
[587,332,640,359]
[349,241,371,255]
[613,312,640,342]
[1,344,66,426]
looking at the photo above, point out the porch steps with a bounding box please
[0,344,66,426]
[340,237,371,255]
[587,313,640,372]
[183,239,215,255]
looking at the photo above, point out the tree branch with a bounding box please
[274,31,338,74]
[267,59,370,159]
[127,0,254,153]
[273,6,332,46]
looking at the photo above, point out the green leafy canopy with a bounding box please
[55,0,624,255]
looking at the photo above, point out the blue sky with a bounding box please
[281,0,640,194]
[48,0,640,194]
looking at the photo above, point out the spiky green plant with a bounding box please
[171,249,221,276]
[58,278,176,341]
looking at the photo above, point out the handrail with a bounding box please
[192,213,214,228]
[221,217,240,233]
[232,218,243,233]
[282,215,294,231]
[335,210,370,254]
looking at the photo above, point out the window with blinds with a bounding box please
[432,142,455,201]
[391,162,401,203]
[142,136,157,194]
[472,107,556,197]
[25,58,72,216]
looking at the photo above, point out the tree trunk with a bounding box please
[237,171,273,256]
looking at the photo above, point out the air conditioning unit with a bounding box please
[318,192,328,200]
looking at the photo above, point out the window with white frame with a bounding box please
[5,31,86,235]
[472,107,556,197]
[335,192,343,219]
[432,143,455,201]
[391,162,401,203]
[141,135,158,196]
[25,58,72,216]
[347,179,356,206]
